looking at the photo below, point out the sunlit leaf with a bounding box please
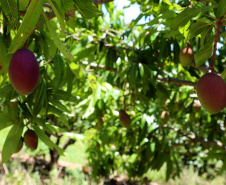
[0,0,18,21]
[33,79,47,117]
[33,125,65,155]
[189,22,213,39]
[171,3,217,30]
[217,0,226,18]
[48,0,65,32]
[2,118,24,163]
[74,0,103,19]
[8,0,43,54]
[195,37,214,66]
[42,10,74,61]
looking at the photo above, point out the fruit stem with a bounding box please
[210,20,222,73]
[24,42,27,49]
[123,92,126,111]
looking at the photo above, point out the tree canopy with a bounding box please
[0,0,225,182]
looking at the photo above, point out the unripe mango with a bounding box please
[196,73,226,114]
[179,46,194,67]
[14,137,23,153]
[159,111,170,124]
[8,49,39,95]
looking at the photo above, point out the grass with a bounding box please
[145,164,226,185]
[0,127,225,184]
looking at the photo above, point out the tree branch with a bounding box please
[20,0,114,35]
[62,138,75,151]
[164,125,226,152]
[81,61,197,87]
[157,76,197,87]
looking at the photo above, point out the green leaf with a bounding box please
[71,36,94,56]
[74,0,103,19]
[0,85,14,99]
[105,48,118,69]
[217,0,226,18]
[171,3,217,30]
[50,90,77,102]
[128,63,138,88]
[33,125,65,155]
[2,118,24,163]
[0,0,18,20]
[221,68,226,82]
[66,63,75,94]
[0,34,9,75]
[75,45,96,61]
[19,0,30,11]
[62,0,75,12]
[0,112,13,131]
[32,79,47,117]
[53,54,65,90]
[194,37,214,66]
[8,0,43,54]
[189,22,212,39]
[8,101,19,122]
[166,158,173,181]
[82,82,102,118]
[49,97,70,113]
[47,104,69,129]
[41,10,74,61]
[34,117,54,135]
[48,0,65,32]
[200,25,213,45]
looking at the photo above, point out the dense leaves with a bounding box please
[0,0,225,183]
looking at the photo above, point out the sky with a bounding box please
[114,0,142,24]
[102,0,145,24]
[102,0,223,53]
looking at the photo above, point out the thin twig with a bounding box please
[157,76,197,87]
[81,61,198,87]
[164,125,226,152]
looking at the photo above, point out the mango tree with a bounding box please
[0,0,225,182]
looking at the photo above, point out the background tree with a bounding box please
[0,0,225,183]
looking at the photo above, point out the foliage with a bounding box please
[0,0,225,182]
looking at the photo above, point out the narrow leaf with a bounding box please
[42,10,74,61]
[2,119,24,163]
[62,0,75,12]
[50,90,77,102]
[166,158,173,181]
[33,125,65,155]
[221,68,226,82]
[35,117,54,135]
[8,0,43,54]
[74,0,103,19]
[0,112,13,131]
[189,22,212,39]
[0,34,9,75]
[0,0,18,20]
[33,79,47,117]
[48,104,69,129]
[128,63,138,88]
[171,3,217,30]
[53,54,65,90]
[48,0,65,32]
[217,0,226,18]
[49,97,70,113]
[0,85,14,98]
[8,101,19,123]
[66,63,75,94]
[105,48,118,69]
[195,37,214,66]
